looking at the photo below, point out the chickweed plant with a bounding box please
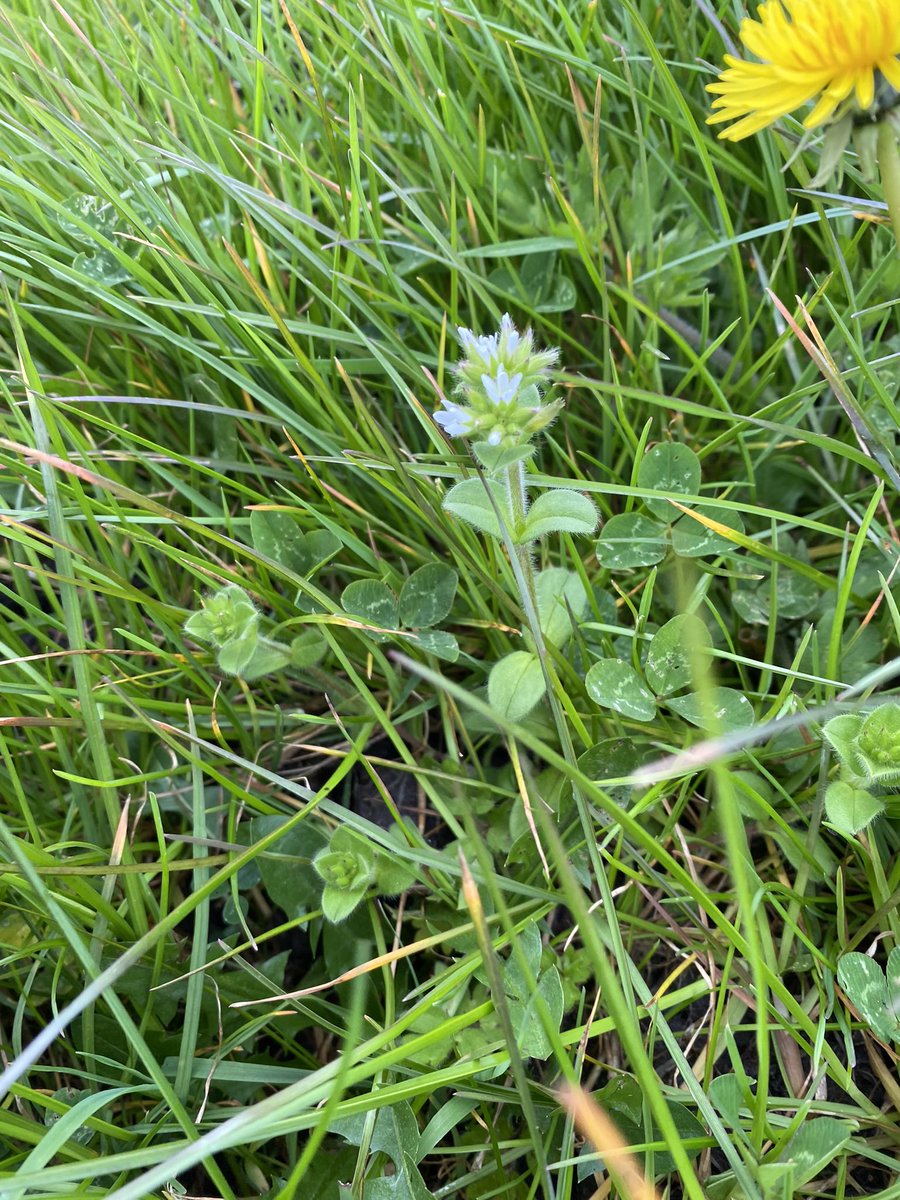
[0,3,898,1200]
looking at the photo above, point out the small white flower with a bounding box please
[458,326,498,366]
[487,429,502,445]
[481,366,522,406]
[434,399,474,438]
[499,312,520,353]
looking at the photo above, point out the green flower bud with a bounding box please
[313,847,373,891]
[857,703,900,781]
[184,584,258,648]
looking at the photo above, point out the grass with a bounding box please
[0,1,898,1198]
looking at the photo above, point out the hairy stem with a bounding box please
[504,459,537,613]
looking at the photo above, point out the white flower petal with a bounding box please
[500,313,521,353]
[481,373,500,405]
[434,401,474,437]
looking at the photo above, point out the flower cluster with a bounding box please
[185,584,258,650]
[707,0,900,142]
[434,314,562,450]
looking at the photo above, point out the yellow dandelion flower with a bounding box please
[707,0,900,142]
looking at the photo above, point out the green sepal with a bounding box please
[321,883,368,924]
[471,441,536,473]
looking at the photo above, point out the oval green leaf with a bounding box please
[399,562,458,628]
[341,579,399,630]
[488,651,547,722]
[596,512,667,569]
[443,477,510,538]
[666,686,754,731]
[638,443,701,521]
[520,489,597,543]
[535,567,588,648]
[671,504,745,557]
[585,658,657,722]
[645,613,713,696]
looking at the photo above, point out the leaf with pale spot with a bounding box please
[666,687,753,731]
[837,951,900,1043]
[596,513,667,569]
[585,659,657,722]
[638,443,701,521]
[645,613,712,696]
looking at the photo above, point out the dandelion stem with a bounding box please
[876,119,900,253]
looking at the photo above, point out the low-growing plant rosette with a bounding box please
[822,702,900,835]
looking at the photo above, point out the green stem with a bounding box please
[876,118,900,253]
[504,460,538,614]
[495,466,705,1196]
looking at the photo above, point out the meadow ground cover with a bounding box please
[0,1,898,1198]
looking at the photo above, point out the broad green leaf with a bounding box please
[237,637,292,681]
[503,924,543,1001]
[321,882,368,923]
[838,952,898,1042]
[730,770,775,821]
[732,586,770,625]
[777,1118,852,1188]
[596,513,667,569]
[331,1101,421,1167]
[736,568,819,625]
[341,579,400,629]
[295,529,342,573]
[777,570,819,619]
[406,629,459,662]
[671,504,745,557]
[824,781,885,837]
[508,966,564,1060]
[535,567,588,648]
[374,855,418,897]
[535,273,577,312]
[58,192,121,239]
[487,651,547,721]
[576,738,654,798]
[645,613,713,696]
[216,633,259,675]
[442,477,511,538]
[637,443,701,520]
[296,1148,359,1200]
[365,1155,433,1200]
[183,610,215,641]
[399,563,458,628]
[520,489,597,543]
[72,250,131,284]
[887,946,900,1015]
[595,1076,705,1175]
[666,687,753,731]
[708,1073,750,1128]
[290,629,327,669]
[585,658,657,722]
[373,826,418,896]
[251,510,339,575]
[251,816,327,916]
